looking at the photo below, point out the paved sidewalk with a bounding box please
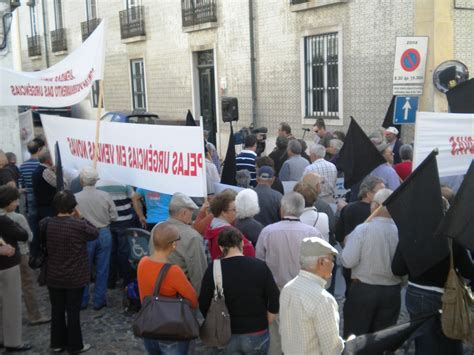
[12,276,474,354]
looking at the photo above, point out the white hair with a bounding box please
[235,189,260,219]
[329,139,344,152]
[80,166,99,186]
[300,255,325,270]
[281,191,305,217]
[373,188,393,205]
[309,144,326,159]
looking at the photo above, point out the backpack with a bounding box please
[441,242,473,340]
[199,259,232,347]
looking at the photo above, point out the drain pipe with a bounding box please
[41,0,50,67]
[248,0,257,127]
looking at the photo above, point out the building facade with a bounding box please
[13,0,474,154]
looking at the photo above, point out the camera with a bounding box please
[234,125,268,156]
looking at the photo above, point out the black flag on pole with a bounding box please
[54,141,64,191]
[382,96,402,133]
[336,117,386,189]
[383,150,449,277]
[446,78,474,113]
[186,110,197,126]
[435,161,474,251]
[343,312,438,354]
[220,124,236,186]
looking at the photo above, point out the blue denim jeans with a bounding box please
[224,330,270,355]
[82,227,112,308]
[406,285,463,355]
[109,220,134,287]
[143,339,190,355]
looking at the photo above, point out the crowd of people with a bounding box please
[0,116,472,355]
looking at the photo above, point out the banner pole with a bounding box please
[93,80,104,169]
[200,118,208,199]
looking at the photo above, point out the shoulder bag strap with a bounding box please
[213,259,224,298]
[312,209,320,228]
[153,263,172,296]
[448,239,454,271]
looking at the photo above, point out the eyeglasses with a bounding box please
[226,208,237,212]
[169,236,181,244]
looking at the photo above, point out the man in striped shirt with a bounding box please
[96,179,136,289]
[235,134,258,187]
[19,141,42,246]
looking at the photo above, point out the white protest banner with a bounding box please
[0,21,105,107]
[41,115,207,197]
[413,112,473,177]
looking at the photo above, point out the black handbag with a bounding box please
[132,263,199,340]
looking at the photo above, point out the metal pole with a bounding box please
[248,0,257,127]
[41,0,50,67]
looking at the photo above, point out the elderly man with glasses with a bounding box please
[74,167,118,311]
[149,193,207,293]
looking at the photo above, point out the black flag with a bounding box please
[384,150,449,277]
[185,110,197,126]
[435,161,474,251]
[54,141,64,191]
[220,124,236,186]
[381,96,401,134]
[337,117,386,189]
[343,312,438,354]
[446,78,474,113]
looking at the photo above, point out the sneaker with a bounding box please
[51,347,64,353]
[4,343,32,352]
[29,316,51,326]
[74,344,91,353]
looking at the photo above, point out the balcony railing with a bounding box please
[51,28,68,52]
[27,35,41,57]
[291,0,309,3]
[81,18,101,42]
[119,6,146,40]
[181,0,217,28]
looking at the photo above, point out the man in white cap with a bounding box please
[75,167,118,310]
[280,237,344,355]
[149,192,207,293]
[384,127,402,165]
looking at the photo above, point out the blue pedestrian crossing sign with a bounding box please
[393,96,419,124]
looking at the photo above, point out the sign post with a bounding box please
[392,37,428,96]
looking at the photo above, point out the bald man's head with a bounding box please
[302,172,323,194]
[151,222,180,251]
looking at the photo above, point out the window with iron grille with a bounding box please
[304,32,339,119]
[130,59,147,111]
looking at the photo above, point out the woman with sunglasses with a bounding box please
[137,222,198,355]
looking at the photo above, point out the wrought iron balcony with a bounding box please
[27,35,41,57]
[119,6,146,40]
[51,28,67,53]
[81,18,101,42]
[181,0,217,28]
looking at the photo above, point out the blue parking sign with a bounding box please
[393,96,418,124]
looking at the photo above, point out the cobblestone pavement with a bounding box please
[8,276,474,355]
